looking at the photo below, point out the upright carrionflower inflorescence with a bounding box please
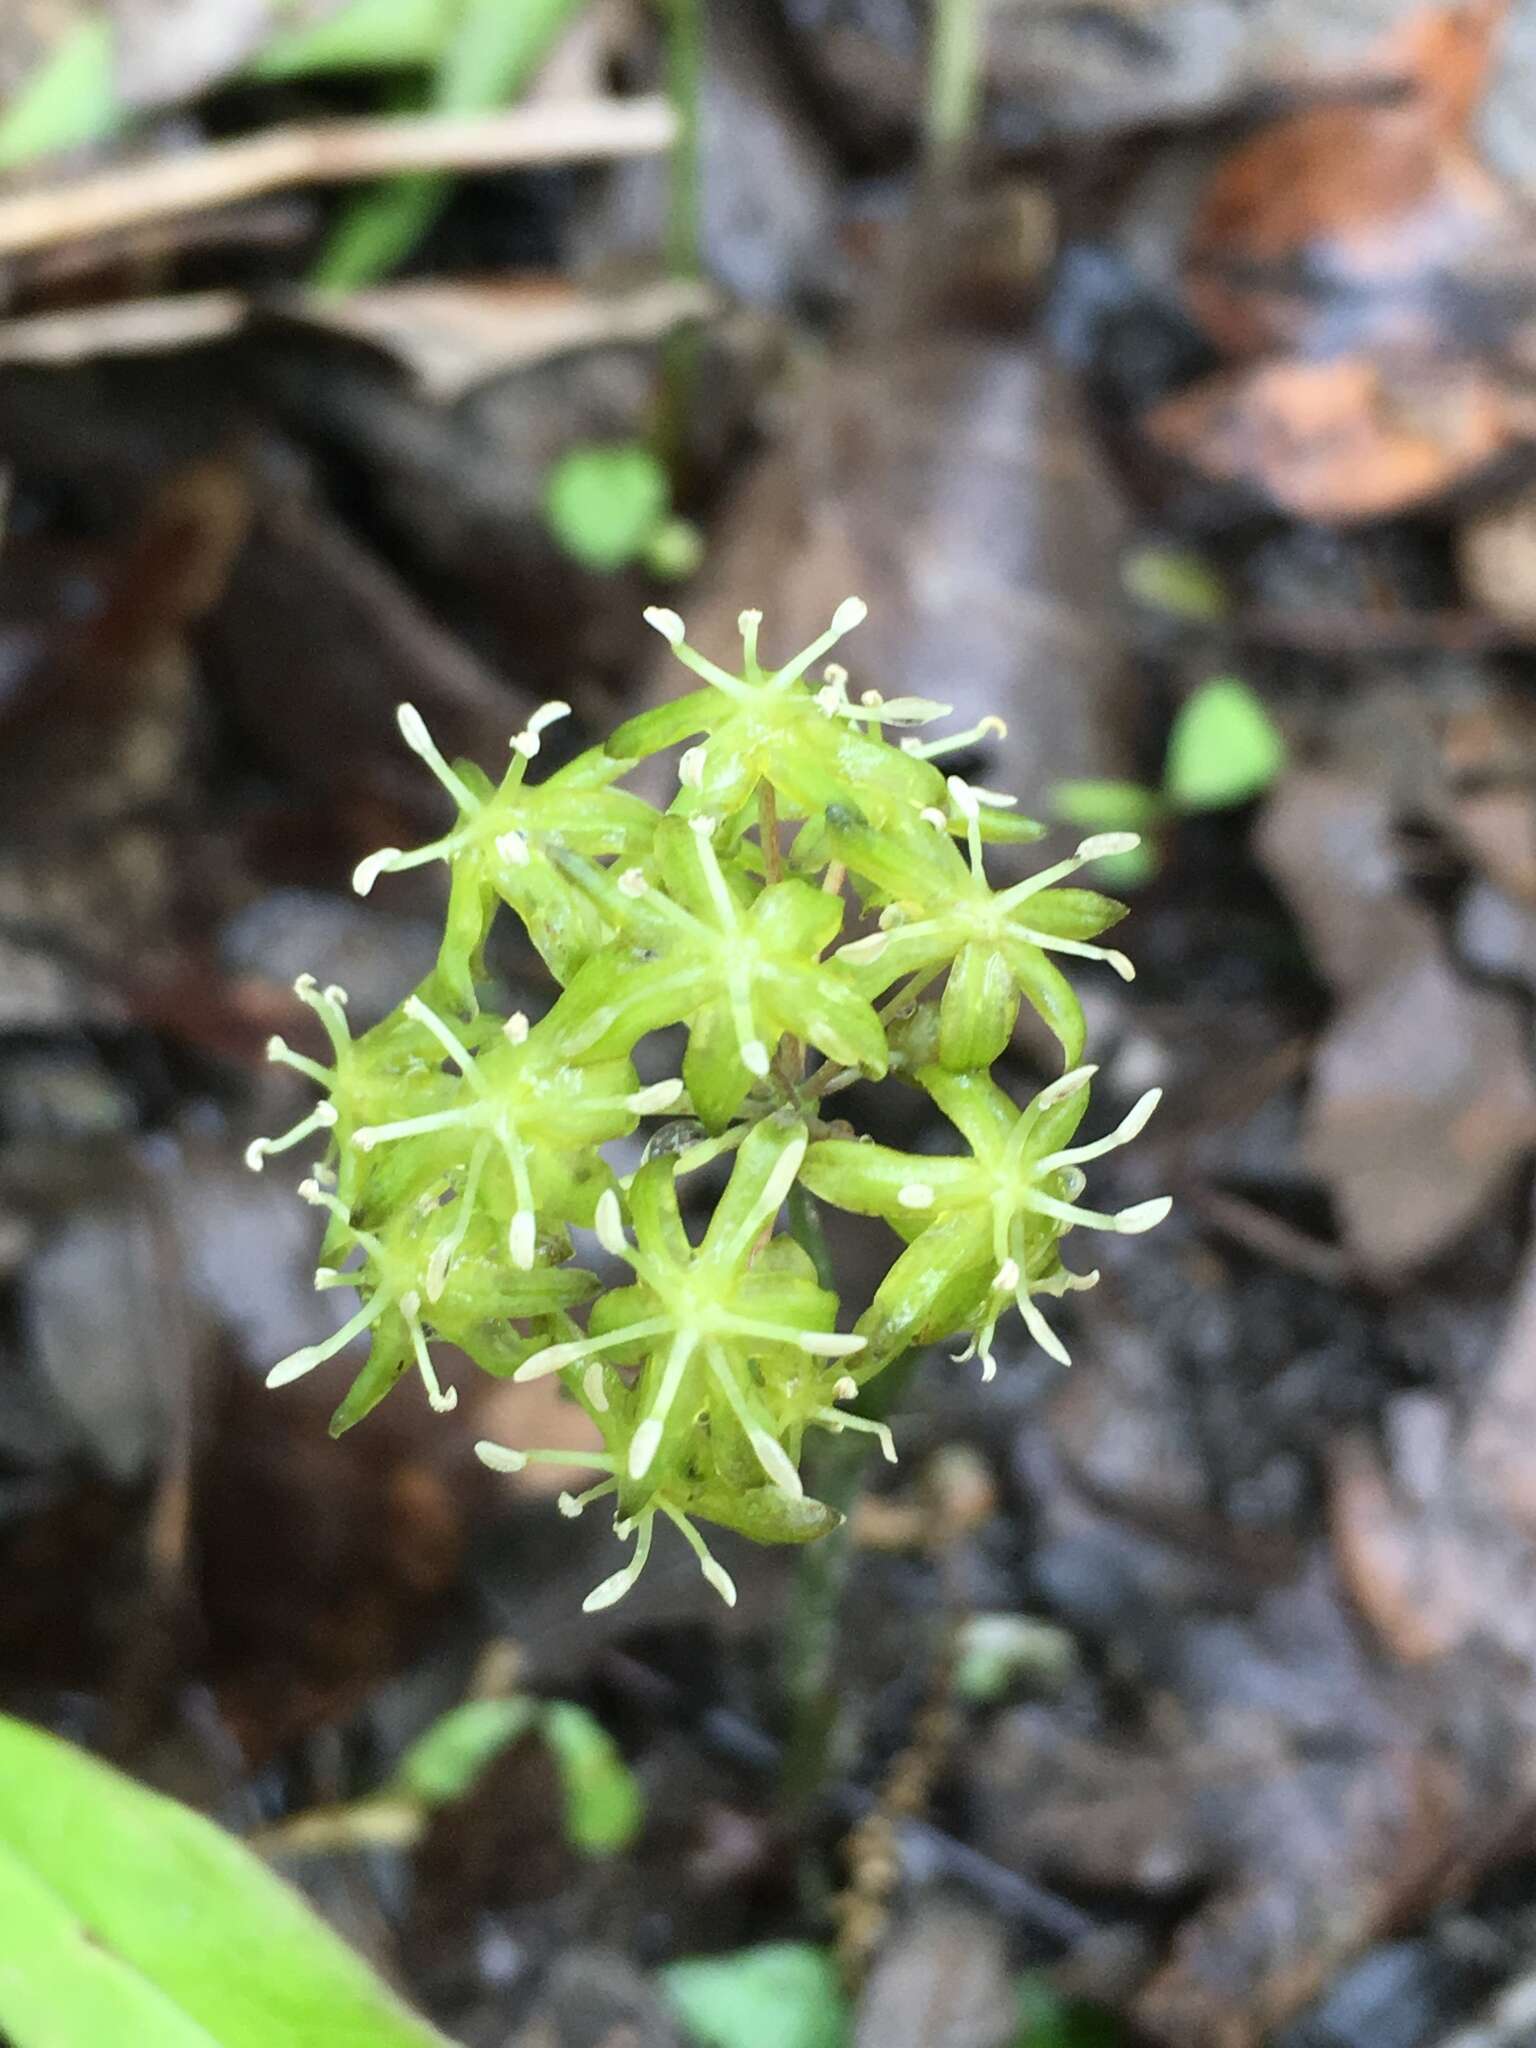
[249,599,1168,1610]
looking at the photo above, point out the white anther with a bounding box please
[352,848,400,895]
[508,1209,537,1269]
[1077,832,1141,859]
[628,1078,684,1115]
[898,1182,935,1209]
[618,866,649,897]
[644,606,686,645]
[832,596,868,634]
[495,829,530,866]
[503,1011,530,1044]
[859,688,883,708]
[690,813,718,838]
[823,663,848,688]
[475,1441,528,1473]
[995,1257,1021,1292]
[920,807,948,830]
[1036,1064,1097,1110]
[629,1418,663,1479]
[594,1187,627,1256]
[797,1332,867,1357]
[396,703,432,753]
[1112,1196,1174,1234]
[513,700,571,757]
[678,746,707,789]
[833,1376,858,1402]
[738,608,762,636]
[839,932,890,963]
[970,785,1018,808]
[946,775,980,820]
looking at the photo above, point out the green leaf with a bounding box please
[540,1702,644,1855]
[251,0,458,81]
[0,18,120,172]
[1163,677,1286,812]
[309,0,588,288]
[392,1698,641,1855]
[392,1696,537,1805]
[544,443,672,572]
[0,1713,451,2048]
[661,1943,850,2048]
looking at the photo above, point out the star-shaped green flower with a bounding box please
[352,699,655,998]
[545,814,889,1128]
[267,1177,598,1436]
[608,601,1043,847]
[800,1064,1168,1376]
[472,1115,884,1610]
[338,991,681,1268]
[829,777,1139,1070]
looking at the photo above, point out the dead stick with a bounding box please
[0,97,676,260]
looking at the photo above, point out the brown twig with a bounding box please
[0,97,676,260]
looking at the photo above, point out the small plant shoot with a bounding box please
[249,600,1169,1611]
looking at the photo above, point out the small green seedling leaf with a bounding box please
[541,1701,644,1854]
[544,442,673,572]
[661,1943,850,2048]
[392,1696,642,1855]
[1164,677,1286,812]
[392,1695,537,1805]
[0,1713,451,2048]
[0,18,120,172]
[1121,544,1229,622]
[954,1612,1076,1705]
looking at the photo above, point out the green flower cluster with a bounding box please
[248,601,1168,1610]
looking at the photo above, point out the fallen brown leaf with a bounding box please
[1145,353,1536,523]
[1185,0,1514,356]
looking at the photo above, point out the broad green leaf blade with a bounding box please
[660,1943,849,2048]
[540,1702,644,1854]
[1164,677,1286,812]
[0,1715,451,2048]
[392,1696,537,1806]
[0,18,120,172]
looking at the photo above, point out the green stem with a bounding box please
[925,0,984,168]
[779,1185,919,1814]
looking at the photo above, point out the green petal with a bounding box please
[683,1001,757,1133]
[1005,941,1087,1066]
[627,1155,695,1270]
[746,876,844,960]
[938,942,1019,1072]
[699,1113,806,1263]
[329,1322,412,1436]
[855,1211,994,1365]
[1011,886,1127,943]
[691,1482,842,1545]
[917,1067,1021,1160]
[799,1137,978,1229]
[606,687,717,760]
[769,965,888,1078]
